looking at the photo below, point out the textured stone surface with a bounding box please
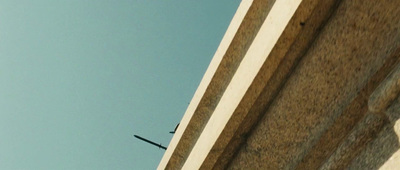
[197,0,344,169]
[158,0,274,169]
[347,124,399,169]
[296,47,400,170]
[319,113,387,169]
[159,0,400,169]
[182,0,303,169]
[348,96,400,169]
[369,64,400,114]
[346,64,400,169]
[228,0,400,169]
[346,59,400,170]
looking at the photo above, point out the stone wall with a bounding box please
[158,0,400,169]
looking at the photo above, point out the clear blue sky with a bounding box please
[0,0,240,169]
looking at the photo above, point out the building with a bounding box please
[159,0,400,169]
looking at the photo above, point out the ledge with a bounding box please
[158,0,400,169]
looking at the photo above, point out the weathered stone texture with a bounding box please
[159,0,400,169]
[349,67,400,169]
[347,124,399,169]
[161,1,277,169]
[228,0,400,169]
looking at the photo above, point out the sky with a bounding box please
[0,0,241,169]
